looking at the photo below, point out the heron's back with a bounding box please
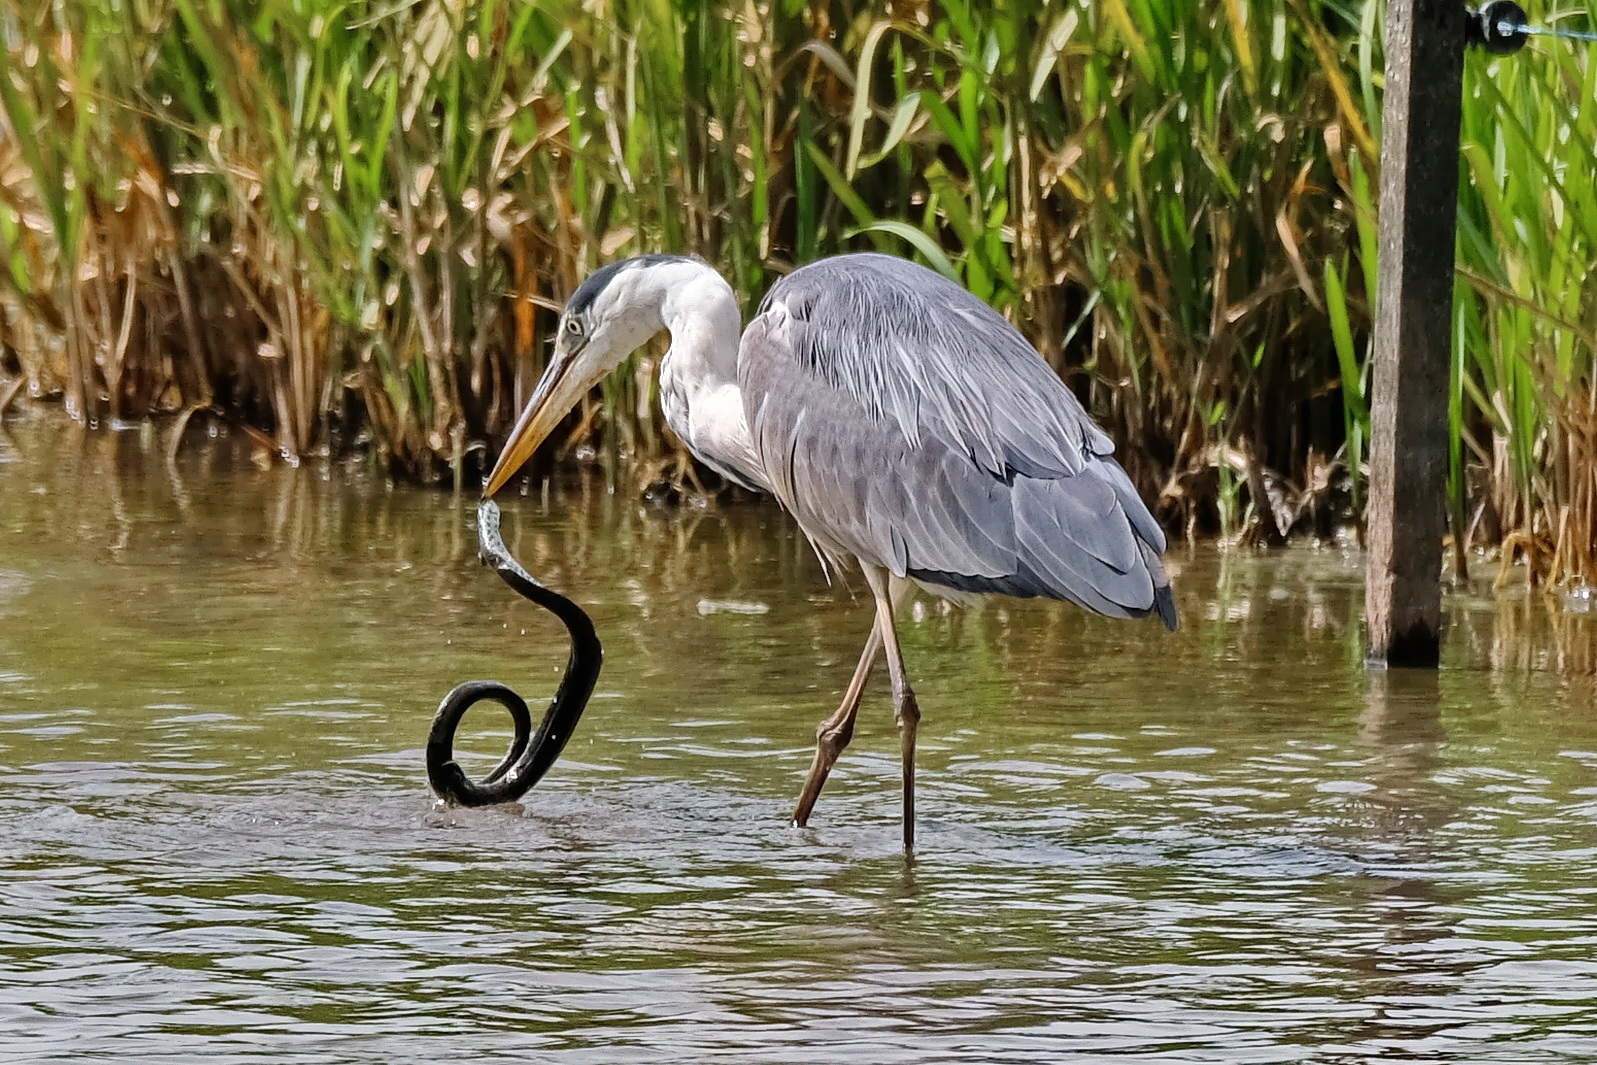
[740,253,1176,629]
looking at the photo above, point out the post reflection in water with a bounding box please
[2,411,1597,1063]
[1345,672,1459,1055]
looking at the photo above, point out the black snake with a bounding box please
[426,499,603,806]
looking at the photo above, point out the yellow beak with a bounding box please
[482,349,593,497]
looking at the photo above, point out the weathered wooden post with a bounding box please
[1363,0,1469,668]
[1364,2,1530,667]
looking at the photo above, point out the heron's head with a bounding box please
[483,255,699,496]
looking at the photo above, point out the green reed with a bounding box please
[0,0,1592,586]
[1454,10,1597,588]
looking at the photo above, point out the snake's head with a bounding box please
[476,498,503,566]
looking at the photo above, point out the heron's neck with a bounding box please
[656,261,742,390]
[642,259,766,490]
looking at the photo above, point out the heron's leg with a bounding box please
[791,618,882,827]
[863,567,920,854]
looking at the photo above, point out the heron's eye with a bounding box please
[565,318,584,337]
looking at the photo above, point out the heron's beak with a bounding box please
[482,345,597,497]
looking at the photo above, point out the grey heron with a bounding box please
[483,252,1177,851]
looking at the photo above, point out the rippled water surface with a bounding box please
[4,414,1597,1063]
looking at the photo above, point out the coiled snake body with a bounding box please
[426,500,603,806]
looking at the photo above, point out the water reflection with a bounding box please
[1358,671,1451,840]
[1345,673,1456,1054]
[3,411,1597,1062]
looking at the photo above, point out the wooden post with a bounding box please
[1365,0,1467,668]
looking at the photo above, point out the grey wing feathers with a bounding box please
[760,254,1118,481]
[741,253,1176,630]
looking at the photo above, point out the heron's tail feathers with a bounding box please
[1141,539,1179,631]
[907,471,1178,629]
[1004,469,1178,629]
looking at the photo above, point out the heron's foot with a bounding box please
[792,717,855,827]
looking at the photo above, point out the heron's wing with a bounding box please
[739,253,1175,628]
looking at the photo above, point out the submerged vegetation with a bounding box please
[0,0,1593,588]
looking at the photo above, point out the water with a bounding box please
[3,412,1597,1063]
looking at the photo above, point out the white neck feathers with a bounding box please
[656,262,742,385]
[625,258,764,490]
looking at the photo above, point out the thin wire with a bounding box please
[1499,20,1597,43]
